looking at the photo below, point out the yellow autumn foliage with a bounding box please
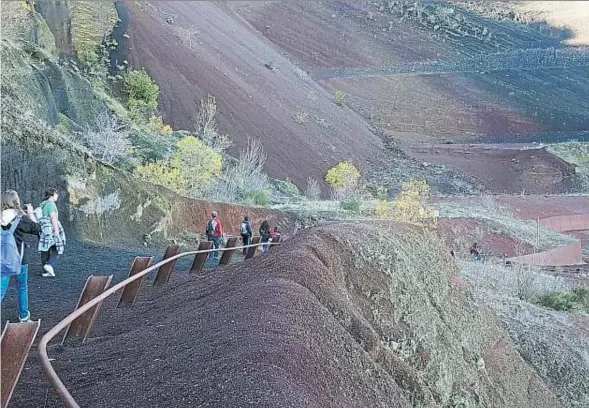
[374,198,391,218]
[391,180,437,227]
[149,115,173,136]
[135,158,183,194]
[135,136,222,195]
[325,161,360,190]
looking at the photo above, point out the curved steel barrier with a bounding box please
[38,241,277,408]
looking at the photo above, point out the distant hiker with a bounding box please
[470,242,482,263]
[240,215,252,256]
[259,219,270,253]
[206,211,223,259]
[38,188,65,277]
[1,189,41,322]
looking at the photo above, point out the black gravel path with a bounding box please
[2,238,247,407]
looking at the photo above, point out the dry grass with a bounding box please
[459,259,589,407]
[71,1,118,61]
[292,110,309,125]
[335,224,562,407]
[433,197,577,251]
[547,142,589,190]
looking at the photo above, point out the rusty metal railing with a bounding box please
[38,241,278,408]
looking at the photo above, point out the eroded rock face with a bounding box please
[2,108,294,247]
[64,160,295,245]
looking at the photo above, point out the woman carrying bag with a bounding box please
[37,188,66,277]
[1,190,41,322]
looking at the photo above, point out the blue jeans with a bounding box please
[1,264,29,320]
[209,237,220,259]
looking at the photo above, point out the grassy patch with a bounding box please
[434,199,577,251]
[243,190,269,206]
[340,197,362,213]
[71,2,118,63]
[334,90,347,107]
[547,142,589,190]
[538,288,589,313]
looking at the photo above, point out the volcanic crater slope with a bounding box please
[44,224,562,408]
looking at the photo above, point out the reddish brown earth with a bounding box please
[121,1,384,193]
[437,218,535,258]
[118,1,587,197]
[322,75,545,143]
[168,194,295,238]
[238,2,588,143]
[436,195,589,219]
[405,144,577,194]
[496,195,589,218]
[235,1,457,70]
[24,224,562,407]
[569,230,589,261]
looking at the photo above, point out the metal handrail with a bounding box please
[38,241,278,408]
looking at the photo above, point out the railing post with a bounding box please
[62,275,113,344]
[153,245,181,286]
[245,236,261,259]
[189,241,213,274]
[219,237,238,265]
[1,320,41,408]
[117,257,153,307]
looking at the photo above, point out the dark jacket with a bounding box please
[259,221,270,242]
[1,214,41,265]
[241,221,252,237]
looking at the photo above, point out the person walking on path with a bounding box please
[470,242,483,263]
[259,219,270,253]
[1,189,41,322]
[240,215,253,256]
[38,188,66,277]
[206,211,223,260]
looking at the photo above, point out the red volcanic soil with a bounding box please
[238,2,588,143]
[27,224,561,408]
[120,1,384,193]
[495,195,589,219]
[404,144,577,194]
[437,218,535,258]
[322,75,546,143]
[235,1,457,70]
[434,195,589,219]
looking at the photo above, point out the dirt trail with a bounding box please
[314,46,589,79]
[1,238,245,407]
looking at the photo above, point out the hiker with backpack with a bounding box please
[259,219,270,253]
[240,215,252,256]
[37,188,66,277]
[205,211,223,260]
[1,189,41,322]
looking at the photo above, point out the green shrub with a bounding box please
[334,90,347,107]
[124,70,159,113]
[341,198,362,213]
[538,291,579,311]
[243,190,269,206]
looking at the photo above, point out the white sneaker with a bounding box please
[42,264,55,277]
[19,311,31,323]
